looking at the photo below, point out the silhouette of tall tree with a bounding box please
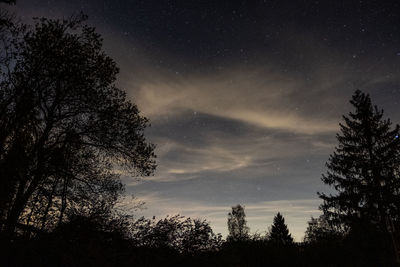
[227,204,249,242]
[319,90,400,261]
[0,14,156,238]
[268,212,293,245]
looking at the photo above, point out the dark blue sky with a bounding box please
[7,0,400,239]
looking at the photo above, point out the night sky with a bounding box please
[7,0,400,240]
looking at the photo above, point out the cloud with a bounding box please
[132,69,341,135]
[130,122,334,184]
[119,26,400,136]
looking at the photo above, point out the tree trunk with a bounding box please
[3,172,42,239]
[40,177,60,230]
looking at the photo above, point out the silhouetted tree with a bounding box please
[0,14,156,239]
[319,90,400,262]
[267,212,293,245]
[227,204,249,242]
[304,215,343,244]
[131,215,222,253]
[181,217,223,253]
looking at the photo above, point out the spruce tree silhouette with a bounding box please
[268,212,293,245]
[319,90,400,263]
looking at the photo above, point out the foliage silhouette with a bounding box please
[267,212,293,245]
[318,90,400,264]
[227,204,250,242]
[0,14,156,239]
[130,215,222,254]
[304,215,343,244]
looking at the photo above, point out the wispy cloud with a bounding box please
[133,70,341,135]
[132,126,334,184]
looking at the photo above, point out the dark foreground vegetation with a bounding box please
[1,213,398,267]
[1,2,400,266]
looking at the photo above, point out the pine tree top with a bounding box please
[268,212,293,245]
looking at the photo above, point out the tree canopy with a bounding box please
[131,215,223,254]
[227,204,249,242]
[303,215,343,244]
[0,14,156,238]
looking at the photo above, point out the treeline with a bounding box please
[1,5,400,267]
[2,204,397,266]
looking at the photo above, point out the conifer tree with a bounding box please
[268,212,293,245]
[319,90,400,229]
[319,90,400,262]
